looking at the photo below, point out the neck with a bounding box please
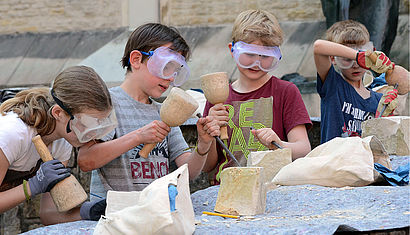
[41,132,58,146]
[121,74,150,104]
[233,73,271,93]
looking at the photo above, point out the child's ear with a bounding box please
[51,105,68,121]
[228,43,233,57]
[129,50,143,70]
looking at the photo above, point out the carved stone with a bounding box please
[247,148,292,185]
[214,167,266,216]
[362,116,409,156]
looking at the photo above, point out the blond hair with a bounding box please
[326,20,370,46]
[0,66,112,136]
[232,9,284,46]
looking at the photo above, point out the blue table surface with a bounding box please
[23,156,410,235]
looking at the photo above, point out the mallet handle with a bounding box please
[32,135,54,162]
[139,143,156,158]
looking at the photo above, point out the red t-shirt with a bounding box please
[203,76,312,184]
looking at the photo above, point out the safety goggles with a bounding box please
[334,41,374,69]
[51,89,117,143]
[140,47,190,87]
[231,41,282,72]
[71,109,117,143]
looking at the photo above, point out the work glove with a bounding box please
[356,51,395,73]
[375,86,398,118]
[80,198,107,221]
[28,159,71,197]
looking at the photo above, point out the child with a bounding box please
[77,23,220,198]
[202,10,312,184]
[313,20,398,144]
[0,66,115,224]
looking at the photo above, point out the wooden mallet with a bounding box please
[200,72,230,140]
[139,87,199,158]
[32,135,87,212]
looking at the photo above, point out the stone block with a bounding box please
[214,167,266,216]
[247,148,292,186]
[362,116,410,156]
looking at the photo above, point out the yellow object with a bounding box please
[23,180,31,202]
[202,211,239,219]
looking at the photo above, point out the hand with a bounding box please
[375,86,398,118]
[251,128,282,150]
[356,51,395,73]
[208,103,229,129]
[28,159,71,197]
[80,198,106,221]
[136,120,170,144]
[196,116,220,146]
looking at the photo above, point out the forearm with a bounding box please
[39,193,81,225]
[278,140,311,160]
[0,184,27,213]
[78,131,143,172]
[314,39,357,59]
[176,140,213,180]
[202,139,218,172]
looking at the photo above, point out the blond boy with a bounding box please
[313,20,398,143]
[203,10,312,184]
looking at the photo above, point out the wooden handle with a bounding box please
[32,135,53,162]
[220,126,228,140]
[368,52,393,78]
[139,143,156,158]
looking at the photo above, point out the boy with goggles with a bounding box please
[77,23,221,199]
[314,20,400,144]
[202,10,312,185]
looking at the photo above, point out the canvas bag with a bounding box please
[93,164,195,235]
[272,136,390,187]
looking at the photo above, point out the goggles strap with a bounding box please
[51,89,74,133]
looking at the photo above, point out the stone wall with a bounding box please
[161,0,325,25]
[0,0,125,34]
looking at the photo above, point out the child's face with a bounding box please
[334,42,373,83]
[138,43,188,99]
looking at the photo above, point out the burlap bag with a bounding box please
[93,164,195,235]
[272,136,391,187]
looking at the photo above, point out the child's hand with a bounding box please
[356,51,395,73]
[375,86,398,118]
[208,104,229,128]
[196,116,220,144]
[137,120,171,144]
[251,128,282,150]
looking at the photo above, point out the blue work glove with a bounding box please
[80,198,107,221]
[28,159,71,197]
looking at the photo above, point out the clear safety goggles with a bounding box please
[231,41,282,72]
[140,47,190,87]
[334,41,374,69]
[71,109,118,143]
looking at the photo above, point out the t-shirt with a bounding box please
[0,112,72,191]
[203,76,312,183]
[95,86,190,193]
[317,66,382,144]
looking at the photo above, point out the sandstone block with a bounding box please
[214,167,266,216]
[247,148,292,186]
[362,116,409,156]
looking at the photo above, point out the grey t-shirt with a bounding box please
[92,86,190,196]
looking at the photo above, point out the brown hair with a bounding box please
[326,20,370,46]
[121,23,191,72]
[0,66,112,136]
[232,9,284,46]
